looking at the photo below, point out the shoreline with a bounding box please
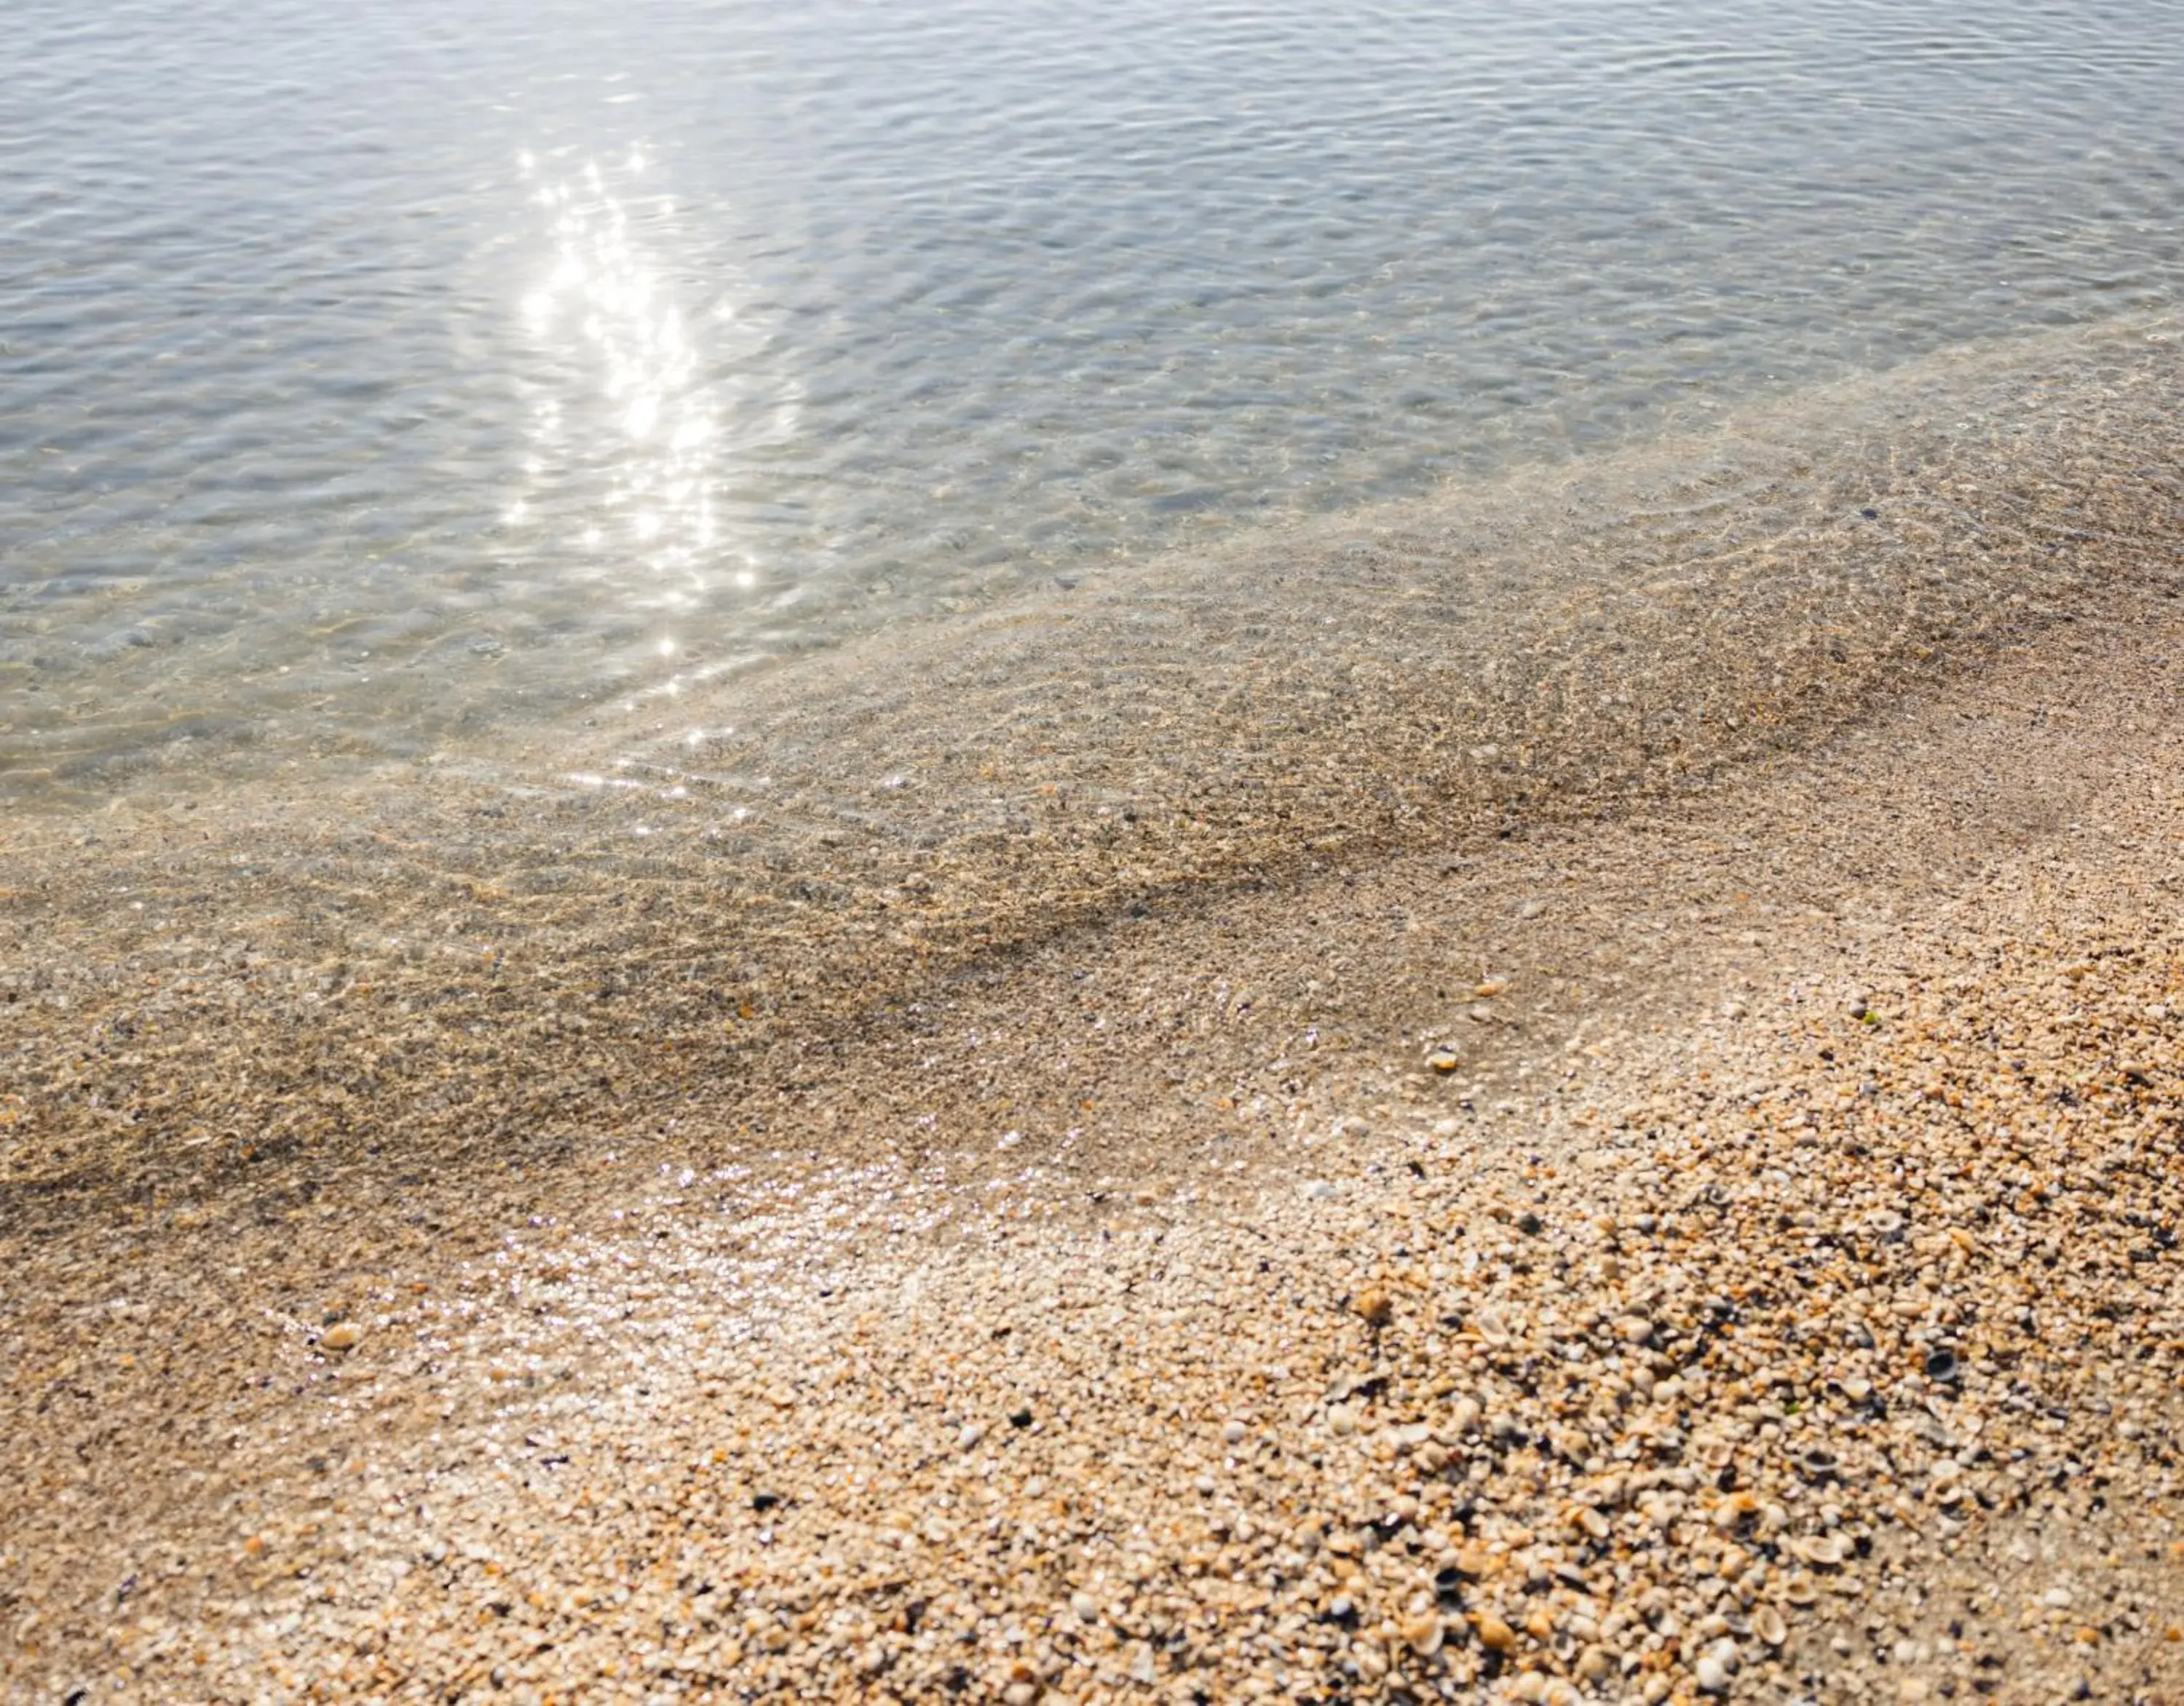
[2,318,2183,1700]
[3,314,2180,1241]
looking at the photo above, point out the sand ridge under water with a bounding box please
[1,314,2177,1232]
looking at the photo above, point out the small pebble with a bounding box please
[1473,1608,1518,1653]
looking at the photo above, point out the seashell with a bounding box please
[1796,1532,1848,1566]
[1753,1604,1787,1646]
[1401,1611,1444,1657]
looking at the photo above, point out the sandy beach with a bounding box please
[3,320,2181,1703]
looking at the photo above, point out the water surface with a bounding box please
[2,0,2178,795]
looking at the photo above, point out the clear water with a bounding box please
[3,0,2178,794]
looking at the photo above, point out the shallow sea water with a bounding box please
[1,0,2178,798]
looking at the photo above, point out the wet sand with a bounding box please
[2,318,2182,1702]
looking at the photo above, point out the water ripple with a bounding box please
[0,0,2178,796]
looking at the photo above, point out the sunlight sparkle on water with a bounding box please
[504,141,778,661]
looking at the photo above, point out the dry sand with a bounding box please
[2,317,2181,1703]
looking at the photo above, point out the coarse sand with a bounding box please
[1,318,2181,1703]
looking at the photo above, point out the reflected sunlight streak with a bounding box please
[509,143,801,692]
